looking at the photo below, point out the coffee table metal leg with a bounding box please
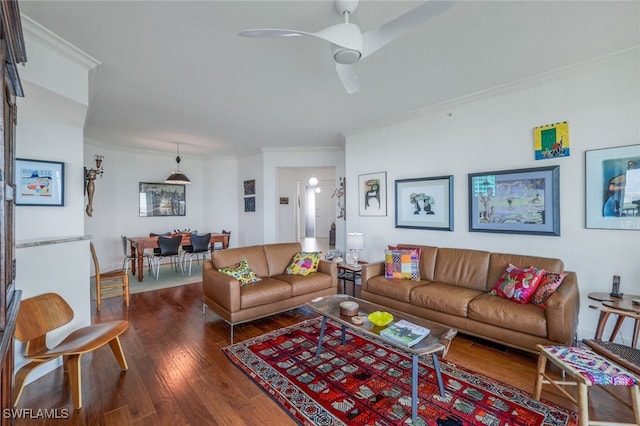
[315,316,328,357]
[432,353,446,397]
[341,324,346,345]
[412,354,418,421]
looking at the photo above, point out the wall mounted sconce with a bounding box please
[84,154,104,217]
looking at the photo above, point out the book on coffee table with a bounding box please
[380,319,430,347]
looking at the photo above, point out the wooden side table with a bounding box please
[337,262,367,296]
[588,292,640,348]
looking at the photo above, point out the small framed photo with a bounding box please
[244,196,256,212]
[15,158,65,206]
[586,144,640,230]
[468,166,560,236]
[280,197,289,205]
[244,179,255,195]
[395,175,453,231]
[359,172,387,216]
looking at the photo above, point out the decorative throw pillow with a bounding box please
[530,271,567,308]
[285,252,321,276]
[490,263,544,304]
[384,248,421,280]
[218,259,262,285]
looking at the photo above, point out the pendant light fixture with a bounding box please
[165,143,191,184]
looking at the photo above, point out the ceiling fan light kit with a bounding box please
[239,0,455,94]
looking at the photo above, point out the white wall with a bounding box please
[345,49,640,344]
[14,17,99,382]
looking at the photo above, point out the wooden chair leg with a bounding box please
[13,360,45,407]
[67,354,82,409]
[108,337,128,370]
[631,385,640,425]
[533,351,546,400]
[123,274,130,307]
[577,382,589,426]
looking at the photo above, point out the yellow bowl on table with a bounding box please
[368,311,394,327]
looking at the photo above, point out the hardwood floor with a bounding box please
[14,282,636,425]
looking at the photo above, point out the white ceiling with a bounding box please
[18,0,640,158]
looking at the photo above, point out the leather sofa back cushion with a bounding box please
[487,253,564,293]
[212,245,270,277]
[263,242,303,276]
[434,248,490,291]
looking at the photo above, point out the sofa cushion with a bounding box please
[263,242,303,276]
[285,252,321,276]
[410,282,483,317]
[240,277,292,309]
[218,259,262,285]
[212,245,270,277]
[433,248,490,291]
[384,248,420,280]
[490,264,544,304]
[366,275,426,303]
[468,293,547,337]
[530,271,567,308]
[273,272,333,296]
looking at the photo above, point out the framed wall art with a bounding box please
[585,144,640,230]
[359,172,386,216]
[395,175,453,231]
[15,158,65,206]
[139,182,186,217]
[468,166,560,236]
[244,179,255,195]
[244,196,256,212]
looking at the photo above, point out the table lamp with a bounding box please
[347,232,365,267]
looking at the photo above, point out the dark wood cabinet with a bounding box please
[0,1,26,422]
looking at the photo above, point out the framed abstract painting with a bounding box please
[395,175,453,231]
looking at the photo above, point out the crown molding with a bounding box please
[21,14,101,70]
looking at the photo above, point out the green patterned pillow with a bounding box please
[285,252,321,276]
[218,259,262,285]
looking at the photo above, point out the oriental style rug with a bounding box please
[223,318,578,426]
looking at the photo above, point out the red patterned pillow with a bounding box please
[490,263,545,304]
[530,271,567,308]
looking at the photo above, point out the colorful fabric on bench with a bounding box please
[545,345,638,386]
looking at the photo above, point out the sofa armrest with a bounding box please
[545,271,580,344]
[202,261,241,313]
[318,259,338,288]
[361,261,384,292]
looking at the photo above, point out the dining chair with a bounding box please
[152,235,183,279]
[121,235,152,275]
[90,242,129,312]
[13,292,129,409]
[182,232,211,275]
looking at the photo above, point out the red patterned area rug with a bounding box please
[222,318,578,426]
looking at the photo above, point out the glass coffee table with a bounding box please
[307,294,457,422]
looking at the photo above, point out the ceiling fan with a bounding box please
[239,0,455,94]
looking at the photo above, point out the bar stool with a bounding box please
[533,344,640,425]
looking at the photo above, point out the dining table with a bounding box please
[127,233,230,281]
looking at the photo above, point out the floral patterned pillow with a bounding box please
[530,271,567,308]
[218,259,262,285]
[490,263,544,304]
[285,252,321,276]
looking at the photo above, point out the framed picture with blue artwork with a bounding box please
[586,144,640,230]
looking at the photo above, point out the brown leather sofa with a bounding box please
[203,242,337,342]
[360,245,580,354]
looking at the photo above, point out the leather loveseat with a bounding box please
[203,242,337,342]
[360,245,580,353]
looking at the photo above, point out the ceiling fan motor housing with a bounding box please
[333,46,361,64]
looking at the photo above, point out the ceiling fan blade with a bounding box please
[239,28,314,38]
[335,63,360,94]
[362,0,456,59]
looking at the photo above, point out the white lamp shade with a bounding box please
[347,232,365,250]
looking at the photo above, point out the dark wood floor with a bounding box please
[14,282,637,425]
